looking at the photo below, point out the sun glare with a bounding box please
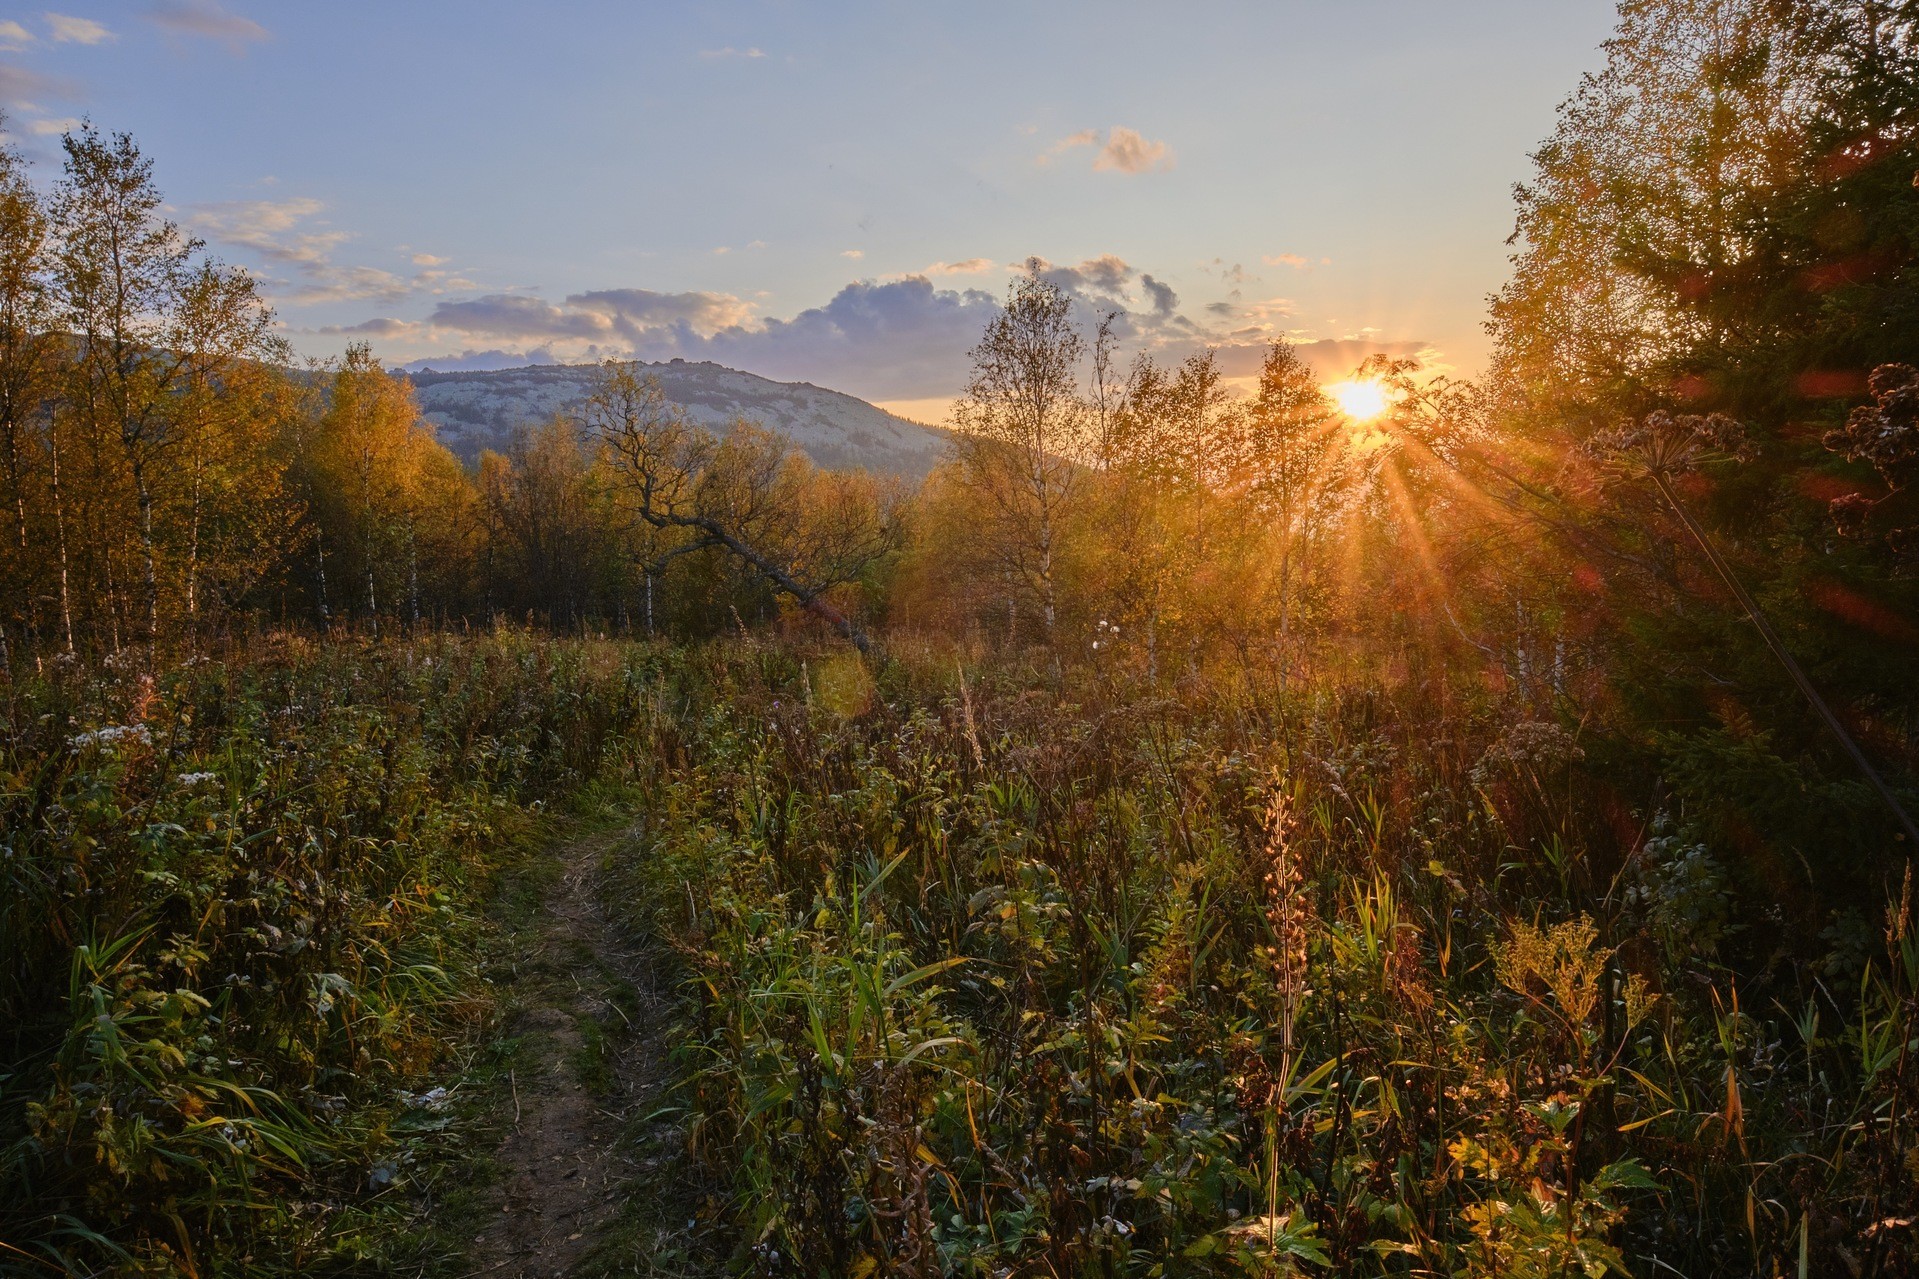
[1327,379,1389,421]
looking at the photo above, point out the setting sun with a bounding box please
[1326,378,1390,420]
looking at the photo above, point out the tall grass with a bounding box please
[7,634,1912,1275]
[606,641,1917,1277]
[1,633,668,1276]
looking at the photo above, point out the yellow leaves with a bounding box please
[1450,1133,1539,1184]
[1496,913,1654,1035]
[1497,914,1607,1025]
[1622,972,1655,1031]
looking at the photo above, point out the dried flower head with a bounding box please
[1588,410,1751,479]
[1257,783,1311,1052]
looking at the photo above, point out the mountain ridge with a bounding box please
[402,358,950,478]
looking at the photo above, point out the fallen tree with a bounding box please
[585,360,902,656]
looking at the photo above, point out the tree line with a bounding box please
[0,122,906,659]
[0,117,1392,674]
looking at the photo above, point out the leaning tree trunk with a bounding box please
[686,516,881,657]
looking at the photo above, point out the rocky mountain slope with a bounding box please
[405,360,948,477]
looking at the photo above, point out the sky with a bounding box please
[0,1,1622,422]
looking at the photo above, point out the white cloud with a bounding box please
[411,252,448,267]
[699,46,764,58]
[145,1,268,52]
[296,266,412,306]
[189,197,342,266]
[27,115,81,135]
[0,20,33,50]
[424,288,755,343]
[1037,128,1097,166]
[45,13,112,44]
[922,258,995,276]
[573,287,756,331]
[318,316,422,339]
[187,197,444,305]
[1039,127,1173,174]
[411,267,478,295]
[1093,127,1173,174]
[1239,297,1299,323]
[841,249,864,259]
[1264,253,1310,269]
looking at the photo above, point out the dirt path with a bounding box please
[464,826,675,1278]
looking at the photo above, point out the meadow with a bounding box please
[605,640,1917,1278]
[6,3,1919,1275]
[11,632,1913,1276]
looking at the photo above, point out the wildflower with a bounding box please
[176,771,219,788]
[1258,785,1309,1052]
[1473,721,1583,783]
[68,724,152,750]
[1497,913,1654,1032]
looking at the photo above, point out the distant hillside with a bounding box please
[404,359,949,477]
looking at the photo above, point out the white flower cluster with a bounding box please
[68,724,152,750]
[176,771,219,788]
[1471,721,1583,785]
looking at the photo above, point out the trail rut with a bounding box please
[464,827,670,1278]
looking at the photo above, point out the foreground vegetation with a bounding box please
[605,640,1917,1278]
[9,634,1911,1276]
[0,634,672,1274]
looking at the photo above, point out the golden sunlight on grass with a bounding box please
[1326,378,1390,420]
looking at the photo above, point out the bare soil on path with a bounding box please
[464,826,681,1278]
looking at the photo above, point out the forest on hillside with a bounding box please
[4,2,1919,1276]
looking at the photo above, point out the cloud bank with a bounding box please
[324,254,1431,402]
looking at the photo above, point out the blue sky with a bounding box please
[0,1,1621,419]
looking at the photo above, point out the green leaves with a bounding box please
[3,634,663,1273]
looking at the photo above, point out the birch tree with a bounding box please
[952,268,1088,646]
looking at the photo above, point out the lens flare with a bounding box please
[1327,379,1390,421]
